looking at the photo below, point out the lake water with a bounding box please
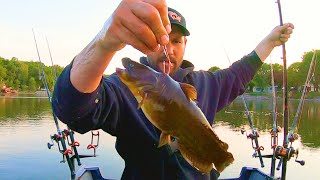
[0,95,319,179]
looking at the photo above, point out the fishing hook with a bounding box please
[163,45,173,74]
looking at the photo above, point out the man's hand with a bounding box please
[268,23,294,48]
[96,0,171,54]
[255,23,294,62]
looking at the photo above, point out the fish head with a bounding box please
[116,57,162,97]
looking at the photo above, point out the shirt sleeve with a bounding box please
[52,63,121,135]
[189,50,262,124]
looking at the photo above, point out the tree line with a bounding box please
[0,56,64,92]
[1,50,319,93]
[209,50,320,92]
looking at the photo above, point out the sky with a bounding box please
[1,0,319,75]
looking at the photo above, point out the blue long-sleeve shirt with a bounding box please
[52,51,262,180]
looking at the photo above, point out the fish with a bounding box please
[116,57,234,173]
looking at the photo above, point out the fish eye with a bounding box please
[129,63,134,68]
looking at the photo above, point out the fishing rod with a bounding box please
[275,0,290,179]
[269,59,280,177]
[48,36,100,157]
[277,51,318,170]
[223,48,264,168]
[43,34,101,179]
[272,51,315,177]
[274,1,309,179]
[32,29,76,179]
[45,37,84,169]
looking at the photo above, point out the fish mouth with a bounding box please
[116,67,125,75]
[116,67,133,85]
[116,67,129,81]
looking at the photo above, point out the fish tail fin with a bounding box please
[158,132,170,148]
[214,151,234,173]
[179,143,213,173]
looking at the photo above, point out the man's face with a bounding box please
[147,25,187,76]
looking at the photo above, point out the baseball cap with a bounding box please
[168,7,190,36]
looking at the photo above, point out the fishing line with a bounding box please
[288,50,317,141]
[46,37,57,81]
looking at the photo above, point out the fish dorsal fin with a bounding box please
[179,83,197,101]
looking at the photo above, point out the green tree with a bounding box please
[0,56,64,92]
[272,63,283,89]
[288,62,304,88]
[287,50,320,91]
[208,66,220,72]
[252,63,271,91]
[301,50,320,91]
[28,77,37,91]
[0,65,7,82]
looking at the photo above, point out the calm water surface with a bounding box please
[0,95,319,179]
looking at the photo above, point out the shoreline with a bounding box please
[2,92,320,102]
[0,90,49,97]
[240,93,320,102]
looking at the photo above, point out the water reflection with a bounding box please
[215,96,320,148]
[0,97,124,180]
[0,97,51,120]
[1,96,319,148]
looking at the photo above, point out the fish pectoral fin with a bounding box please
[179,143,213,174]
[179,83,197,101]
[158,132,170,148]
[137,93,148,109]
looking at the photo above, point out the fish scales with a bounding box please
[116,57,234,173]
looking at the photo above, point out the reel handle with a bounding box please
[295,159,305,166]
[276,158,282,171]
[47,142,54,149]
[47,135,56,149]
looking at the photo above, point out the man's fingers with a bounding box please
[120,7,161,52]
[280,34,291,39]
[285,23,294,29]
[143,0,171,34]
[99,0,170,53]
[132,2,169,45]
[157,5,171,34]
[282,23,294,34]
[280,34,290,43]
[117,23,155,54]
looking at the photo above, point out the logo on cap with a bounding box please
[168,11,181,22]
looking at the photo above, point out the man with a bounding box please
[52,0,294,179]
